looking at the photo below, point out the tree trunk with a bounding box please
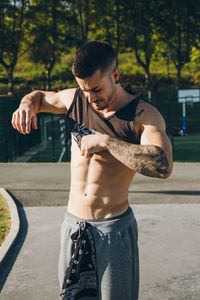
[146,69,151,91]
[46,68,52,91]
[135,48,151,99]
[84,0,89,42]
[8,67,14,95]
[145,68,151,101]
[176,64,182,90]
[115,0,120,67]
[79,1,85,43]
[176,7,182,90]
[46,58,56,91]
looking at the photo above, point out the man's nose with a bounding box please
[86,91,96,103]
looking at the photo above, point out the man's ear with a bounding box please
[112,69,120,83]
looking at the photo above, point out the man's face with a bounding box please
[75,69,118,111]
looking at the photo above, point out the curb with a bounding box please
[0,188,20,266]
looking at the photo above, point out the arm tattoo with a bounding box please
[134,109,144,118]
[107,137,169,178]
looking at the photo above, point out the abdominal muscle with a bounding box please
[67,139,136,220]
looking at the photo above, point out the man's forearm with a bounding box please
[106,136,170,178]
[20,90,42,113]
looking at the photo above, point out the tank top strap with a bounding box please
[65,87,81,119]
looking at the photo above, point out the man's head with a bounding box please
[72,41,120,111]
[72,41,117,78]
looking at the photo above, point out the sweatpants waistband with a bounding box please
[63,206,136,233]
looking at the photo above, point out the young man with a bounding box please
[12,41,173,300]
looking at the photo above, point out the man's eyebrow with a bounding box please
[82,86,101,92]
[91,86,101,92]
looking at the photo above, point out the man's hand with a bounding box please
[12,103,38,135]
[80,134,109,158]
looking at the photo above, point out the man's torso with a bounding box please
[66,88,143,219]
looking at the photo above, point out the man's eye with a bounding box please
[93,89,101,93]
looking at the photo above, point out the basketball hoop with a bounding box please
[185,96,194,108]
[178,89,200,134]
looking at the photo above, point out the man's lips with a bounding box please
[93,99,102,104]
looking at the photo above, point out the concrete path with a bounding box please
[0,204,200,300]
[0,163,200,299]
[0,163,200,205]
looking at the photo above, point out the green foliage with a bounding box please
[1,0,200,94]
[26,0,71,89]
[0,194,11,246]
[174,135,200,162]
[154,0,200,88]
[0,0,29,93]
[120,0,159,91]
[194,72,200,85]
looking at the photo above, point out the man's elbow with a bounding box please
[159,164,173,179]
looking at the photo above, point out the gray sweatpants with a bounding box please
[58,206,139,300]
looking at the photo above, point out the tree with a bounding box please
[62,0,94,48]
[75,0,89,44]
[155,0,198,89]
[120,0,158,97]
[88,0,125,63]
[27,0,68,90]
[0,0,28,94]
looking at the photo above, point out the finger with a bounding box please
[19,110,26,134]
[84,145,93,158]
[80,144,85,156]
[80,142,88,157]
[25,110,32,134]
[11,113,17,130]
[84,146,89,158]
[80,139,85,154]
[31,114,38,130]
[15,111,23,133]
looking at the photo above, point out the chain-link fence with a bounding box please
[0,96,41,162]
[0,92,199,162]
[0,96,71,162]
[28,113,71,162]
[152,89,200,136]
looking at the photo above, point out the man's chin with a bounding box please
[95,105,107,111]
[93,102,108,111]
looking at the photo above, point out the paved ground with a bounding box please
[0,163,200,299]
[0,162,200,205]
[0,205,200,300]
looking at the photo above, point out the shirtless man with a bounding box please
[12,41,173,300]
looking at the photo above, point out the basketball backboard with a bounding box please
[178,89,200,103]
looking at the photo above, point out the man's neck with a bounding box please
[101,86,134,115]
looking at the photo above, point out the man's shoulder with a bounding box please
[58,88,77,110]
[135,99,165,127]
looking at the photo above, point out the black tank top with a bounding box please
[65,88,143,144]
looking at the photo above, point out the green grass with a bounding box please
[0,194,11,247]
[28,135,200,163]
[28,140,71,162]
[173,135,200,162]
[1,49,200,95]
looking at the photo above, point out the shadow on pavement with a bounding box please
[0,193,28,292]
[130,190,200,195]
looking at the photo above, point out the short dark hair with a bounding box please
[72,41,117,78]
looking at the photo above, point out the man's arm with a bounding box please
[106,102,173,178]
[80,101,173,178]
[106,137,171,179]
[12,88,76,134]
